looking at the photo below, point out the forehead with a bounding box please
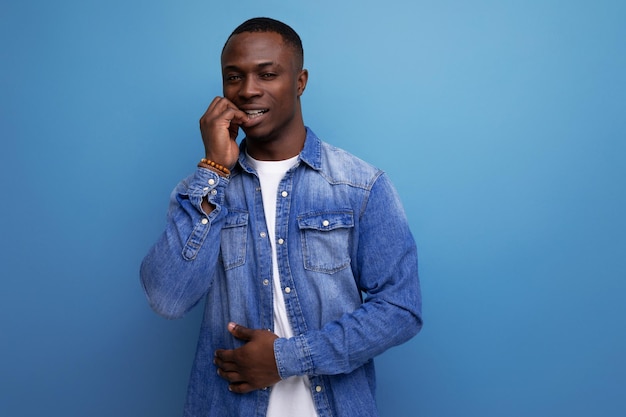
[221,31,295,70]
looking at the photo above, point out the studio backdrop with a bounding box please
[1,1,625,416]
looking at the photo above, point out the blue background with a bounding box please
[2,0,625,416]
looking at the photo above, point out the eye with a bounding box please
[260,73,277,80]
[225,74,243,82]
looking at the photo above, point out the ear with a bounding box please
[297,69,308,96]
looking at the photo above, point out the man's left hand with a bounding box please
[214,322,281,394]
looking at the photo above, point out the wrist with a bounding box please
[198,158,230,177]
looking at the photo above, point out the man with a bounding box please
[140,17,422,417]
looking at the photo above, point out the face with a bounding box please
[221,31,308,146]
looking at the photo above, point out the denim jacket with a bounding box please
[140,128,422,417]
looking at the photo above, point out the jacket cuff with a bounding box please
[186,167,229,215]
[274,334,314,379]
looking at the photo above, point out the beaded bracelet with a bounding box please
[198,158,231,176]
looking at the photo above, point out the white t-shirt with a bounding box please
[246,153,318,417]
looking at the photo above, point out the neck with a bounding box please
[245,124,306,161]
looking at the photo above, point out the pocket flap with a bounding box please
[223,210,249,228]
[297,211,354,231]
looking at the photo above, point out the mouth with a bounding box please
[244,109,269,119]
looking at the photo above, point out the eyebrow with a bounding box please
[222,61,278,72]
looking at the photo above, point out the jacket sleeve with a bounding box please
[139,168,229,319]
[274,173,422,377]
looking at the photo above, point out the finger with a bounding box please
[214,348,236,363]
[228,120,240,140]
[205,96,224,114]
[213,355,237,372]
[217,368,243,383]
[202,97,247,124]
[223,106,248,125]
[228,382,255,395]
[205,96,223,113]
[213,97,248,121]
[227,322,254,341]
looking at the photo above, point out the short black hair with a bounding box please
[223,17,304,69]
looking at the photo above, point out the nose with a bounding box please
[239,76,262,100]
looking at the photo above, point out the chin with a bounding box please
[241,126,274,142]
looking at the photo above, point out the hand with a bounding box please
[214,322,281,394]
[199,97,248,169]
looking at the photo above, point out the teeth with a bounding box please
[245,110,267,118]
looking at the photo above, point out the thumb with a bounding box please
[228,322,253,341]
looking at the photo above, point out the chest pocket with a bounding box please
[297,210,354,274]
[220,210,248,270]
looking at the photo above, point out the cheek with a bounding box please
[274,85,299,106]
[223,86,236,100]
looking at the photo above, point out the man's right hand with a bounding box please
[199,97,248,169]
